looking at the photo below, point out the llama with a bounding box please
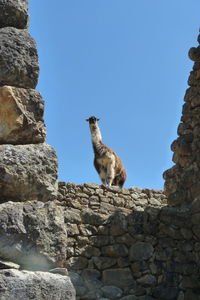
[86,116,127,187]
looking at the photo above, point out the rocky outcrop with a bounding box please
[0,86,46,144]
[0,0,28,29]
[0,200,67,270]
[163,33,200,207]
[0,27,39,88]
[0,269,76,300]
[0,144,58,202]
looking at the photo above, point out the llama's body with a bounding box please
[86,116,127,188]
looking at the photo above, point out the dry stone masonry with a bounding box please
[57,183,200,300]
[163,32,200,207]
[0,0,58,203]
[0,1,75,299]
[1,1,200,300]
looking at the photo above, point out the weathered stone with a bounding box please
[0,269,75,300]
[192,213,200,225]
[67,223,79,236]
[81,209,106,225]
[191,197,200,213]
[0,143,58,202]
[0,0,28,29]
[180,228,193,239]
[102,244,128,257]
[129,242,154,261]
[93,257,117,270]
[69,271,84,287]
[152,286,179,300]
[82,246,101,258]
[192,225,200,239]
[64,208,82,224]
[90,235,110,247]
[110,212,127,235]
[0,201,67,270]
[66,257,88,270]
[180,276,199,289]
[184,289,200,300]
[189,46,200,62]
[101,285,123,299]
[81,290,104,299]
[102,268,134,288]
[137,274,156,287]
[84,278,103,291]
[0,86,46,144]
[119,297,138,300]
[0,27,39,88]
[0,259,20,270]
[81,269,101,280]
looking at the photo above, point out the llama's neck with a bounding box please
[90,123,102,144]
[89,123,105,155]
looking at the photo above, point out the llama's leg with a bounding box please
[99,168,107,185]
[106,163,115,186]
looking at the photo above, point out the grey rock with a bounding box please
[0,143,58,202]
[137,274,156,287]
[129,242,154,261]
[0,269,76,300]
[93,257,117,270]
[102,244,128,257]
[81,290,104,299]
[0,259,20,270]
[69,271,84,287]
[81,269,101,280]
[0,86,46,144]
[0,201,67,270]
[120,297,138,300]
[0,27,39,88]
[101,285,122,299]
[102,268,134,288]
[152,286,179,300]
[0,0,28,29]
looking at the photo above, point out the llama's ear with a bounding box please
[86,118,89,122]
[97,118,100,121]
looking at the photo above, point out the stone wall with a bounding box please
[163,33,200,207]
[56,183,200,300]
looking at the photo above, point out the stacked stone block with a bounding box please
[57,183,200,300]
[0,0,58,202]
[163,33,200,207]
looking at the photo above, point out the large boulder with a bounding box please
[0,27,39,88]
[0,86,46,144]
[0,201,67,270]
[0,0,28,29]
[0,143,58,202]
[0,269,76,300]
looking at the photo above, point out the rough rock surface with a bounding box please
[163,33,200,206]
[0,269,76,300]
[0,0,28,29]
[0,86,46,144]
[0,27,39,88]
[0,200,67,270]
[0,144,58,202]
[57,183,200,299]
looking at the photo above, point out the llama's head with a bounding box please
[86,116,100,124]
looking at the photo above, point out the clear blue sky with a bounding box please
[29,0,200,189]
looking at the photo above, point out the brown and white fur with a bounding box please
[86,116,127,188]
